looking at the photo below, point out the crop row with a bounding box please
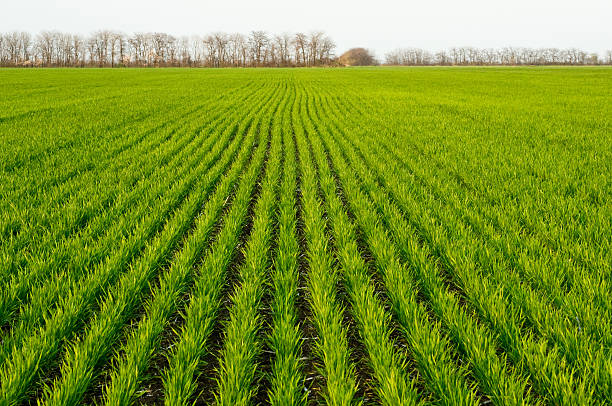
[0,68,608,405]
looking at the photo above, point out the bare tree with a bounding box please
[174,36,189,66]
[189,35,205,66]
[108,32,126,67]
[0,34,5,66]
[88,30,113,66]
[212,32,229,67]
[274,33,292,66]
[128,33,151,66]
[237,33,249,67]
[308,31,324,66]
[16,32,32,64]
[6,32,20,65]
[36,31,57,66]
[202,35,215,66]
[249,31,268,66]
[55,32,73,66]
[293,32,307,66]
[320,36,336,65]
[70,34,84,66]
[151,32,173,66]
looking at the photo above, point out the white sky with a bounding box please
[2,0,611,57]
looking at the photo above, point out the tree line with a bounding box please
[385,47,612,66]
[0,30,336,67]
[1,30,610,67]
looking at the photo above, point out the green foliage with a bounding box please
[0,67,609,405]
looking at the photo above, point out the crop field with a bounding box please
[0,67,610,405]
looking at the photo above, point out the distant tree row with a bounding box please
[385,47,612,66]
[1,30,610,67]
[0,30,336,67]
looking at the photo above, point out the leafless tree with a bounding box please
[128,33,150,66]
[307,31,324,65]
[0,34,5,65]
[36,31,57,66]
[227,33,247,67]
[212,32,229,67]
[150,32,173,66]
[176,36,191,66]
[248,31,268,66]
[108,32,125,67]
[5,32,21,65]
[320,36,336,65]
[69,34,84,67]
[274,33,292,66]
[16,32,32,64]
[293,32,307,66]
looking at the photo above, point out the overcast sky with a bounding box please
[2,0,611,57]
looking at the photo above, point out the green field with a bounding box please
[0,67,610,405]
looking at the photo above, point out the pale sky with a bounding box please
[2,0,611,57]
